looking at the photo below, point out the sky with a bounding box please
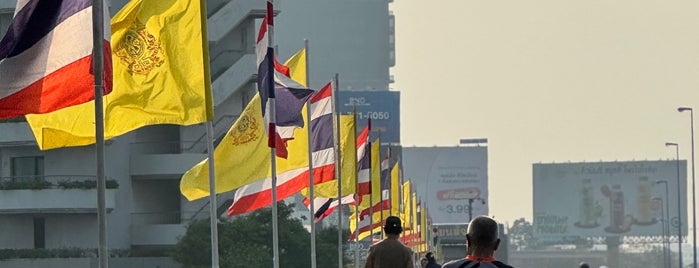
[391,0,699,225]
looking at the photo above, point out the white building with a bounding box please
[0,0,395,263]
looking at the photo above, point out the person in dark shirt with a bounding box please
[424,252,442,268]
[441,216,514,268]
[365,216,414,268]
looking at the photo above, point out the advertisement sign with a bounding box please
[338,90,400,143]
[533,161,688,238]
[403,147,488,225]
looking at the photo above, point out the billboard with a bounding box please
[533,161,688,238]
[403,146,488,225]
[338,90,400,143]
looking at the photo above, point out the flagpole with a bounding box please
[304,38,318,268]
[198,0,219,265]
[332,73,343,268]
[368,139,374,243]
[92,1,108,267]
[205,123,220,268]
[266,2,280,268]
[353,107,360,268]
[379,137,385,240]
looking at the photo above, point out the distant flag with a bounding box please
[356,122,371,195]
[227,83,335,215]
[283,48,307,87]
[304,195,354,223]
[0,0,112,119]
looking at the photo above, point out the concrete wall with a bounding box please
[0,216,33,249]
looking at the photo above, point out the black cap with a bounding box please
[384,216,402,229]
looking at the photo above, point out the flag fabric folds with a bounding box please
[0,0,113,119]
[180,91,312,201]
[26,0,212,150]
[227,84,335,215]
[304,114,357,198]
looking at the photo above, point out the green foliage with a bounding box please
[0,179,119,190]
[172,202,350,268]
[507,218,539,251]
[56,179,119,189]
[0,248,131,260]
[0,180,52,190]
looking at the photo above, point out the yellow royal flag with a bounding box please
[402,181,411,228]
[370,139,381,207]
[307,114,357,197]
[390,162,400,216]
[26,0,213,150]
[412,192,418,246]
[284,48,307,87]
[179,94,310,200]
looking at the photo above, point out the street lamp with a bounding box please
[657,180,671,268]
[467,197,486,222]
[679,106,696,268]
[667,142,683,268]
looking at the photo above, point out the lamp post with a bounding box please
[667,142,683,268]
[657,180,671,268]
[467,197,486,222]
[679,106,696,268]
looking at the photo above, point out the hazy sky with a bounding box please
[391,0,699,225]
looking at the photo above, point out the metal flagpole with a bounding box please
[304,39,318,268]
[266,2,280,268]
[368,140,374,243]
[205,123,220,268]
[92,1,108,267]
[332,73,343,268]
[354,108,359,268]
[197,0,219,266]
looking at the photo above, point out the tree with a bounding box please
[172,202,349,268]
[507,218,538,251]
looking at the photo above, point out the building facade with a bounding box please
[0,0,396,261]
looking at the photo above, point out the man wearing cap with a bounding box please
[365,216,414,268]
[442,216,514,268]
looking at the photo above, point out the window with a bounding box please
[33,217,45,249]
[11,156,44,181]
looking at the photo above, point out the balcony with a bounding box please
[131,211,186,246]
[0,176,117,214]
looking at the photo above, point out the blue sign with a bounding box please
[338,90,400,143]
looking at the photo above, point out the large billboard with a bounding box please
[533,161,688,239]
[403,146,488,225]
[338,90,400,143]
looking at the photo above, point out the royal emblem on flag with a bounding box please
[115,20,164,75]
[230,113,259,145]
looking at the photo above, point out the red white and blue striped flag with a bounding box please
[356,122,371,195]
[0,0,112,119]
[256,2,312,158]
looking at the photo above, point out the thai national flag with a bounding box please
[305,195,355,223]
[0,0,113,119]
[357,148,391,219]
[356,122,371,196]
[256,2,312,158]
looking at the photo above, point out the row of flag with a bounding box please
[0,0,434,262]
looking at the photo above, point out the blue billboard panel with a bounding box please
[338,90,400,143]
